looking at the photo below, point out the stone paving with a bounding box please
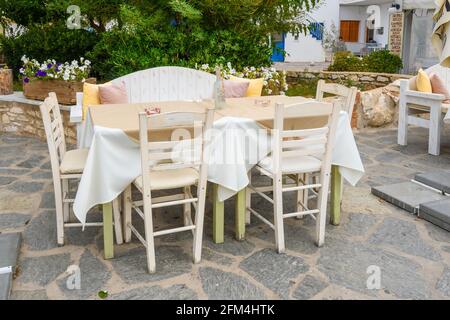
[1,127,450,300]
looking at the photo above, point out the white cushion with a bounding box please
[258,155,322,174]
[134,168,199,191]
[60,149,89,174]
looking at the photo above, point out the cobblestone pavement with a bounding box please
[1,127,450,300]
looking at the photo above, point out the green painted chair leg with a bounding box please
[330,165,342,226]
[212,184,224,244]
[235,189,246,241]
[102,202,114,259]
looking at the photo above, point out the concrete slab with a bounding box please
[415,171,450,194]
[0,233,22,268]
[0,272,12,300]
[420,199,450,232]
[371,182,447,214]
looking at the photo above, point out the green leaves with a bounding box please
[168,0,202,20]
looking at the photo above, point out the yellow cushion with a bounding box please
[134,168,199,191]
[60,149,89,174]
[416,69,432,93]
[229,76,264,97]
[82,82,111,119]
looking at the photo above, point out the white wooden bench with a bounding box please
[70,66,216,144]
[398,64,449,156]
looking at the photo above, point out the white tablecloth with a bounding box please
[73,111,364,226]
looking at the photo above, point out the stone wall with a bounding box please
[0,97,76,145]
[286,70,412,90]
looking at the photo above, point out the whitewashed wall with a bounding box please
[339,4,391,54]
[284,1,340,63]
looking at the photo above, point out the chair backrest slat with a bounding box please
[316,80,358,116]
[138,108,214,191]
[39,92,67,165]
[272,101,339,173]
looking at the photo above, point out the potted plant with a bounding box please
[20,56,96,104]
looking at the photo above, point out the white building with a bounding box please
[278,0,438,73]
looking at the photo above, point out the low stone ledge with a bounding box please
[286,70,412,90]
[0,92,76,145]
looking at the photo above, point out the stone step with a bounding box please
[371,182,447,214]
[0,233,22,300]
[419,199,450,232]
[415,171,450,194]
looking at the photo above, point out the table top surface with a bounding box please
[89,95,332,134]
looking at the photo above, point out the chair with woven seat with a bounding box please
[246,101,339,252]
[124,108,214,273]
[40,92,123,246]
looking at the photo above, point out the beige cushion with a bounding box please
[258,155,322,174]
[60,149,89,174]
[134,168,199,191]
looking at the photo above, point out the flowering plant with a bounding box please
[20,56,91,83]
[197,62,288,95]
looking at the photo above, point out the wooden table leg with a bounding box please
[330,165,342,226]
[102,202,114,259]
[235,189,246,241]
[212,184,224,244]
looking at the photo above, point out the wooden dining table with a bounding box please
[85,95,344,258]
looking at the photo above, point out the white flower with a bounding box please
[226,62,232,70]
[19,68,24,74]
[201,64,209,70]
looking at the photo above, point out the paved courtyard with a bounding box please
[1,127,450,300]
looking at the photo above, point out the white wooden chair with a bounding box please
[40,92,123,246]
[124,108,214,273]
[70,67,216,146]
[316,79,358,116]
[246,101,340,252]
[398,64,449,156]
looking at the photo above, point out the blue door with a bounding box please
[271,33,285,62]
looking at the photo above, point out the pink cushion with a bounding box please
[429,73,450,102]
[98,82,129,104]
[223,80,250,98]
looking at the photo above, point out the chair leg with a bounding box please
[193,182,207,263]
[296,174,307,220]
[122,185,132,243]
[398,99,408,146]
[273,174,285,253]
[55,179,65,246]
[245,171,252,225]
[112,197,123,245]
[429,102,442,156]
[316,171,331,247]
[143,200,156,273]
[183,186,192,226]
[62,179,70,223]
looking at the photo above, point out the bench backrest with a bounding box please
[112,66,216,103]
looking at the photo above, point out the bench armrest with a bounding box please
[70,91,84,124]
[70,105,82,123]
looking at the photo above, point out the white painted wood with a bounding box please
[40,93,123,246]
[398,76,447,155]
[129,107,214,273]
[316,79,358,116]
[246,100,339,250]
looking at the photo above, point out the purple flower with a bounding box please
[47,63,53,69]
[23,77,30,83]
[35,70,47,77]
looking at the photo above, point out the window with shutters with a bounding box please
[340,20,360,43]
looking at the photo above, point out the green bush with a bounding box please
[328,51,365,72]
[363,50,403,74]
[328,50,403,74]
[1,23,98,79]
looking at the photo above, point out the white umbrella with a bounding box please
[432,0,450,66]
